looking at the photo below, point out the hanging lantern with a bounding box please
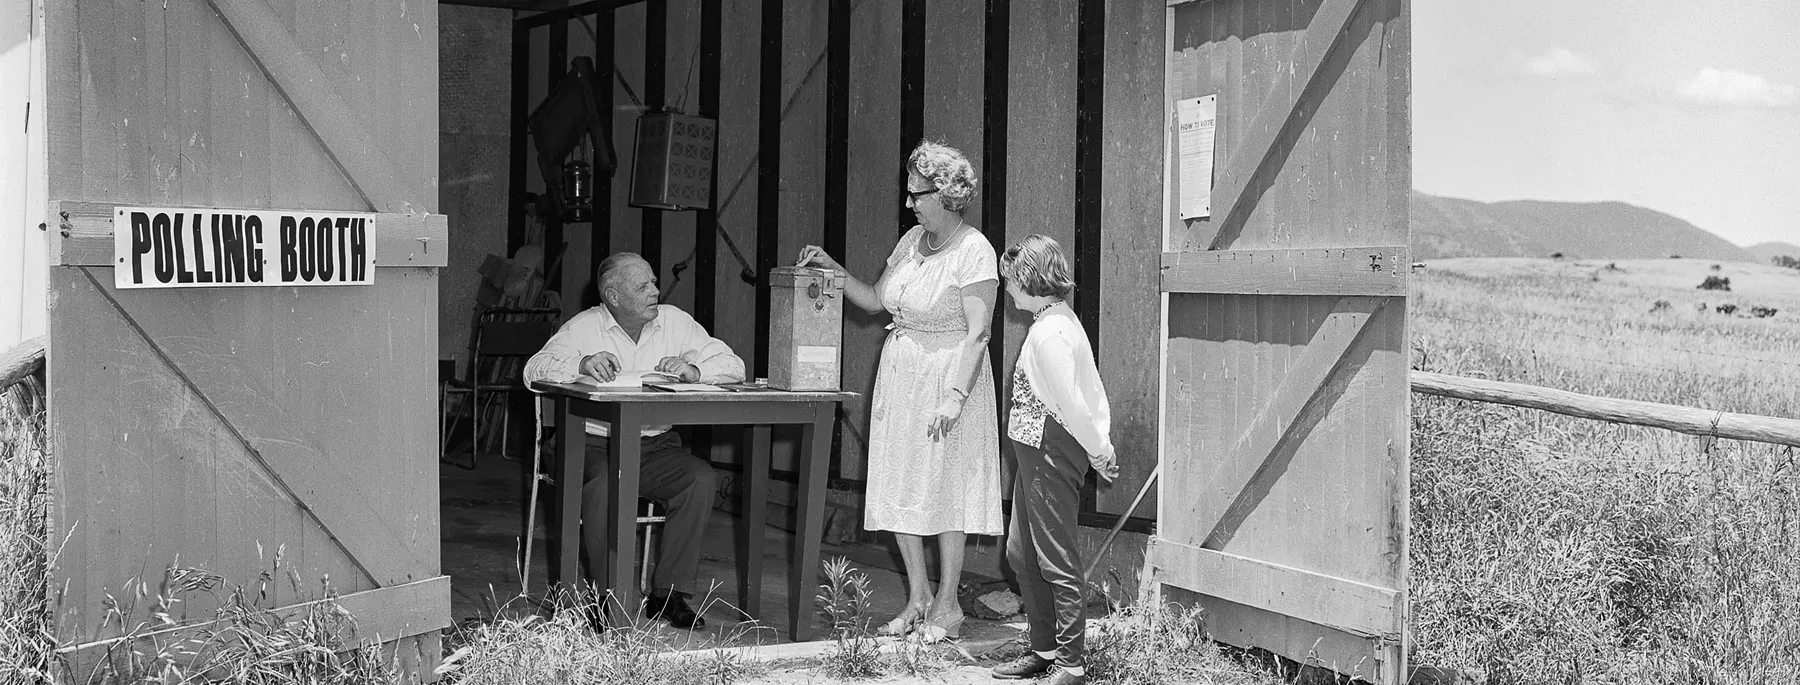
[561,159,593,222]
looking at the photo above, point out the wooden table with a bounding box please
[530,381,855,641]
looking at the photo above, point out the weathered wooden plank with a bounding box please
[271,265,441,595]
[654,0,701,312]
[709,0,762,417]
[1414,371,1800,448]
[921,0,984,229]
[203,0,428,213]
[1160,247,1408,296]
[1094,0,1167,518]
[56,575,451,680]
[0,336,45,389]
[47,200,449,268]
[1204,0,1367,251]
[1156,1,1411,682]
[778,0,829,316]
[41,0,80,200]
[838,0,904,479]
[81,269,434,584]
[1150,538,1400,639]
[1003,0,1079,398]
[1180,295,1383,549]
[48,269,359,642]
[1384,0,1412,242]
[610,4,648,256]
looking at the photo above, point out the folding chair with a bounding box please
[520,403,669,596]
[440,307,561,469]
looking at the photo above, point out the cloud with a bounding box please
[1524,48,1597,77]
[1674,68,1799,108]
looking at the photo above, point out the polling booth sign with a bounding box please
[113,206,379,288]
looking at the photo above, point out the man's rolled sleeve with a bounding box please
[523,315,598,384]
[675,316,746,384]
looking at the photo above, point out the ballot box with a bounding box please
[767,266,845,390]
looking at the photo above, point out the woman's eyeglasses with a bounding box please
[905,187,938,201]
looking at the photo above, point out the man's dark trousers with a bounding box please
[577,431,717,597]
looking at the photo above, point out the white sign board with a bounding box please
[1176,95,1218,220]
[114,207,378,288]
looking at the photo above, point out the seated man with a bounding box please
[524,252,746,629]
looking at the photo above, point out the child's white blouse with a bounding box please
[1006,303,1115,462]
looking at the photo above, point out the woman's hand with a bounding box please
[926,399,963,442]
[794,245,846,273]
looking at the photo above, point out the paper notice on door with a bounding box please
[1176,95,1218,220]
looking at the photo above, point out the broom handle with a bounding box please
[1081,461,1162,582]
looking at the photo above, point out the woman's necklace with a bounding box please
[1032,299,1062,320]
[924,220,964,252]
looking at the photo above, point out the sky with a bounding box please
[1414,1,1800,248]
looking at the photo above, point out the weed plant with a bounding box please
[1411,259,1800,684]
[1,375,51,685]
[443,585,764,685]
[810,556,968,680]
[69,554,397,684]
[813,556,883,679]
[1085,602,1281,685]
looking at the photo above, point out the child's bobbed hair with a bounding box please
[1000,234,1075,299]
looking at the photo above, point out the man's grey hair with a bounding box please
[597,252,649,298]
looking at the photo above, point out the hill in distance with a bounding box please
[1412,192,1757,263]
[1748,241,1800,264]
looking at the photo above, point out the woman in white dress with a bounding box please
[795,140,1000,642]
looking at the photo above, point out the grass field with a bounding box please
[1409,257,1800,684]
[5,256,1797,683]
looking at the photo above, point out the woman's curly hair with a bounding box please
[907,140,979,213]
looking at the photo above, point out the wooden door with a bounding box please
[38,1,448,681]
[1148,0,1410,683]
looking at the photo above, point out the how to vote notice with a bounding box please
[114,206,379,289]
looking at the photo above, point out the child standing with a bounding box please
[991,235,1117,685]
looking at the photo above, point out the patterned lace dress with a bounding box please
[862,226,1003,536]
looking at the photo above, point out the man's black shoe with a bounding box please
[991,652,1054,679]
[643,591,706,630]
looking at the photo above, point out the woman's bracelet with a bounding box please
[948,386,969,402]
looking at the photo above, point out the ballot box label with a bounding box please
[113,207,378,288]
[797,345,838,364]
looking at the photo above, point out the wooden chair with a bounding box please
[440,308,561,469]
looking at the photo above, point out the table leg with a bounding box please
[790,402,834,641]
[608,404,644,620]
[737,424,771,622]
[556,398,584,592]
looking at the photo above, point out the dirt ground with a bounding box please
[438,446,1035,655]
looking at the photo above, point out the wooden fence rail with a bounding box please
[1411,370,1800,449]
[1,336,46,390]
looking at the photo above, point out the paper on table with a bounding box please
[587,369,681,388]
[645,382,729,393]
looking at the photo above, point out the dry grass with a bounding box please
[71,558,400,685]
[0,373,52,685]
[1086,603,1284,685]
[1411,258,1800,684]
[441,585,767,685]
